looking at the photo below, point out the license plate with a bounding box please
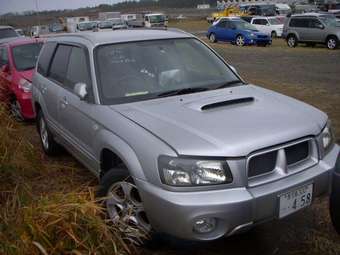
[278,184,313,219]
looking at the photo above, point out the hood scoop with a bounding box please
[201,97,254,111]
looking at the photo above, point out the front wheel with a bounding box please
[235,35,245,46]
[97,168,152,237]
[326,36,338,50]
[287,35,298,48]
[10,98,24,122]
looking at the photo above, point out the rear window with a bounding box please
[12,43,43,71]
[0,28,18,39]
[37,42,57,76]
[289,18,310,28]
[48,45,72,84]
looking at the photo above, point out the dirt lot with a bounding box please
[14,35,340,254]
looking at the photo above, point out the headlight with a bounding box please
[158,156,233,187]
[318,121,334,158]
[19,79,32,93]
[250,33,256,37]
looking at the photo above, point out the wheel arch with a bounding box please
[326,34,338,43]
[287,32,299,41]
[95,130,146,180]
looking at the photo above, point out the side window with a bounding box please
[289,18,309,28]
[217,20,227,28]
[309,19,323,28]
[253,19,262,25]
[48,44,72,84]
[65,47,91,90]
[262,19,269,25]
[37,42,57,76]
[0,47,9,67]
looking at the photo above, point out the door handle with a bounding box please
[60,96,69,108]
[41,86,47,94]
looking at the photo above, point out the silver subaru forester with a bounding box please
[32,29,339,241]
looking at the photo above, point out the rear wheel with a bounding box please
[37,110,61,155]
[287,35,298,48]
[326,36,338,50]
[209,33,217,43]
[235,35,245,46]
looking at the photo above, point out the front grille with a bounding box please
[286,141,309,165]
[248,151,277,178]
[248,139,312,179]
[257,35,268,39]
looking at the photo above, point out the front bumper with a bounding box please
[136,144,339,241]
[17,92,35,119]
[246,37,272,46]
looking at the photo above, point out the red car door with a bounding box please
[0,46,12,105]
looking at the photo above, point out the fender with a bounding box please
[93,129,146,180]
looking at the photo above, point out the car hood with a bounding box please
[112,85,327,157]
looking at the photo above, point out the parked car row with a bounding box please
[207,12,340,49]
[0,26,339,242]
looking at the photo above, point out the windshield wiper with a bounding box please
[215,80,244,89]
[157,87,210,98]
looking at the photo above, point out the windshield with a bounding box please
[78,22,97,30]
[95,39,241,105]
[268,17,283,25]
[0,28,19,39]
[12,43,43,71]
[100,21,112,28]
[319,15,339,27]
[149,15,165,23]
[233,20,257,31]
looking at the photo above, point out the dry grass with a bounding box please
[0,106,144,255]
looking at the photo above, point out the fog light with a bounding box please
[193,218,216,234]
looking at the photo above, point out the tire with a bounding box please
[330,180,340,235]
[36,110,62,156]
[209,33,217,43]
[271,31,277,38]
[97,168,152,236]
[10,98,24,122]
[326,36,338,50]
[235,35,245,46]
[287,34,298,48]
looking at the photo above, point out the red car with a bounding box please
[0,37,43,120]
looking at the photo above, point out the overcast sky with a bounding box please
[0,0,122,14]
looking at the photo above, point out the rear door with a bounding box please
[289,17,310,41]
[214,20,229,41]
[57,45,97,170]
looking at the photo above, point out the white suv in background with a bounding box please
[250,16,284,38]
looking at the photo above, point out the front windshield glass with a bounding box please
[95,39,241,105]
[319,15,339,27]
[233,20,257,31]
[149,15,165,23]
[12,43,43,71]
[79,22,97,30]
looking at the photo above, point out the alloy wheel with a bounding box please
[327,38,337,50]
[40,117,49,150]
[209,33,216,43]
[106,181,151,233]
[287,36,296,48]
[236,35,245,46]
[10,100,24,121]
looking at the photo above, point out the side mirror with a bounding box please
[317,24,324,29]
[74,83,88,101]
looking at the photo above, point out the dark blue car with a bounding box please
[207,17,272,46]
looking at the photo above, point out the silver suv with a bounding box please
[283,13,340,49]
[32,30,339,241]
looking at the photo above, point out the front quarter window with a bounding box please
[95,38,241,105]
